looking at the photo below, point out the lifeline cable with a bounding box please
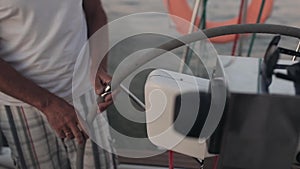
[179,0,203,73]
[184,0,208,69]
[237,0,248,56]
[247,0,266,57]
[231,0,246,56]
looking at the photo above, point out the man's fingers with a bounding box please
[53,121,66,138]
[98,100,113,112]
[100,73,111,85]
[57,130,66,138]
[68,122,84,144]
[62,126,74,139]
[98,68,112,85]
[104,89,119,102]
[104,93,112,102]
[95,78,104,95]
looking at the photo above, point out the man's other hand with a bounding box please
[42,96,86,144]
[95,67,113,112]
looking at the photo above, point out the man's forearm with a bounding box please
[0,58,58,111]
[89,11,108,71]
[84,1,107,39]
[84,1,109,71]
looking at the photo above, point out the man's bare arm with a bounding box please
[83,0,107,38]
[0,58,51,110]
[0,58,84,143]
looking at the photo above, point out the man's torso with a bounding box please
[0,0,87,105]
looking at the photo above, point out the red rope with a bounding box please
[169,150,174,169]
[231,0,246,56]
[212,155,219,169]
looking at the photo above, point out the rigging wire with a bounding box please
[247,0,266,57]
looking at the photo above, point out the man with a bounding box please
[0,0,116,168]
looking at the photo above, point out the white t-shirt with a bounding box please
[0,0,88,105]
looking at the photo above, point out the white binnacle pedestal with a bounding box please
[145,55,296,159]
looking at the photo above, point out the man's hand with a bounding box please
[95,67,113,112]
[42,96,85,144]
[0,58,87,144]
